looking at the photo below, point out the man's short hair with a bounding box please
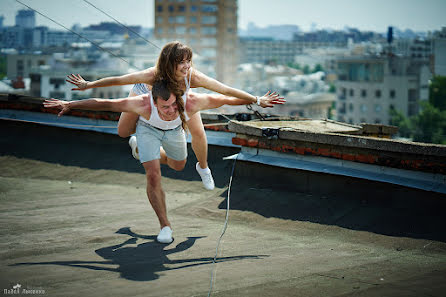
[152,80,171,102]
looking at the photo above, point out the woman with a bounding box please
[67,41,284,190]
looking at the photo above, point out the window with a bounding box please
[176,16,186,24]
[156,28,163,34]
[349,89,354,97]
[190,16,197,24]
[168,16,176,23]
[156,16,163,24]
[190,5,198,12]
[375,90,381,98]
[360,104,367,113]
[390,90,395,98]
[157,5,163,12]
[361,89,367,98]
[201,37,217,46]
[374,104,382,113]
[349,103,354,112]
[201,16,217,24]
[175,26,186,34]
[201,5,218,12]
[201,27,217,35]
[168,5,174,12]
[178,5,186,12]
[408,89,417,102]
[189,27,198,34]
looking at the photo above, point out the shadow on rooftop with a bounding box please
[11,227,266,282]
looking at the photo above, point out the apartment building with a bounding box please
[239,37,303,65]
[153,0,238,85]
[335,56,431,125]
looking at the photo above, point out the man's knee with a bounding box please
[146,170,162,188]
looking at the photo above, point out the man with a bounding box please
[44,80,284,244]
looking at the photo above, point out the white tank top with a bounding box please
[133,70,192,130]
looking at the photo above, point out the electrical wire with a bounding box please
[82,0,161,50]
[14,0,141,71]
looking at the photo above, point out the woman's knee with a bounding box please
[117,126,134,138]
[118,112,138,138]
[169,159,186,171]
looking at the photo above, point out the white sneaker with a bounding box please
[157,226,173,244]
[196,162,215,190]
[128,136,139,160]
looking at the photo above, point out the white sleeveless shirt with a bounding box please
[133,70,192,130]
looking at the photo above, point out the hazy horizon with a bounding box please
[0,0,444,33]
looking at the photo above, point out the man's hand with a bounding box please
[259,91,286,108]
[43,98,71,117]
[66,74,89,91]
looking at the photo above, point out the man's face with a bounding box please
[154,93,178,119]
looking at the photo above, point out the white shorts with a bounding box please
[135,120,187,163]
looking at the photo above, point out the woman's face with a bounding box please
[175,57,191,79]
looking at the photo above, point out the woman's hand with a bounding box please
[43,98,71,117]
[66,74,89,91]
[259,91,286,108]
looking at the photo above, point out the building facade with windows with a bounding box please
[239,37,303,65]
[153,0,237,85]
[335,56,431,125]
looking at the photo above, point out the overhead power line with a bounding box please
[82,0,161,50]
[15,0,141,70]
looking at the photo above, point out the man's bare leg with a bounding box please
[142,159,170,229]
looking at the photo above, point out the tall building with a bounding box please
[432,27,446,76]
[154,0,238,85]
[15,10,35,29]
[335,56,431,125]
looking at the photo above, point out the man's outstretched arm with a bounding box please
[43,96,147,117]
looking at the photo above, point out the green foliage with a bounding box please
[303,65,310,74]
[429,75,446,111]
[390,102,446,144]
[0,55,6,80]
[328,84,336,93]
[312,64,324,73]
[412,101,446,144]
[389,107,413,138]
[287,62,301,70]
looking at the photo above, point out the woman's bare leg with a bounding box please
[118,111,139,138]
[187,112,208,169]
[187,112,214,190]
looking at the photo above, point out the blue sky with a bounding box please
[1,0,445,32]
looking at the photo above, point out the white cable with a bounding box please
[207,154,238,297]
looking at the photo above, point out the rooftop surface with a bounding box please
[1,120,446,297]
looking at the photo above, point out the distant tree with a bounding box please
[287,62,301,70]
[0,55,6,79]
[412,101,446,144]
[429,76,446,111]
[312,64,324,73]
[303,65,310,74]
[328,84,336,93]
[389,106,413,138]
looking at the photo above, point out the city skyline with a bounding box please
[0,0,444,33]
